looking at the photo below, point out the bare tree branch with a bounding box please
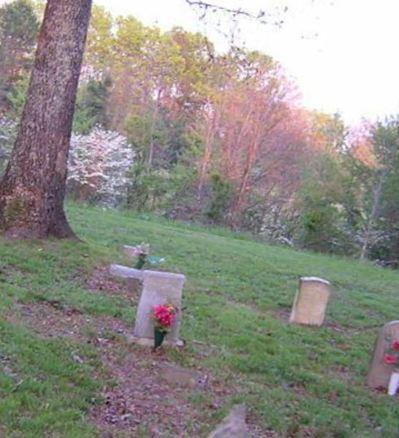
[184,0,286,26]
[185,0,267,21]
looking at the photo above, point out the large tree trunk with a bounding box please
[0,0,92,239]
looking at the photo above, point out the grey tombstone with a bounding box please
[110,264,185,346]
[289,277,331,326]
[132,270,185,346]
[122,245,139,259]
[109,264,143,281]
[109,264,143,295]
[367,321,399,389]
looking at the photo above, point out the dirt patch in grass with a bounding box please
[6,301,270,437]
[87,265,141,301]
[6,301,89,340]
[0,264,25,282]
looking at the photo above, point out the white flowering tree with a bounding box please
[0,118,17,177]
[68,126,134,207]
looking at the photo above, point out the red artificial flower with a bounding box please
[384,354,397,365]
[392,341,399,351]
[153,304,176,329]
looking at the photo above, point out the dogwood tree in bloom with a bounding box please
[68,126,134,206]
[0,118,17,176]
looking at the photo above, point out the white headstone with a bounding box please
[109,264,143,281]
[289,277,331,326]
[133,270,185,345]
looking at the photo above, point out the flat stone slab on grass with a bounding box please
[208,405,248,438]
[367,321,399,389]
[289,277,331,326]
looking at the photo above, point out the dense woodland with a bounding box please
[1,0,399,263]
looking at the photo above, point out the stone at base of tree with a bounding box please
[289,277,331,326]
[208,405,248,438]
[367,321,399,388]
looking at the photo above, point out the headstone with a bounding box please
[122,245,139,258]
[208,405,248,438]
[109,264,143,281]
[132,270,185,346]
[367,321,399,389]
[289,277,331,326]
[109,264,144,296]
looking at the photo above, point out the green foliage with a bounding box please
[0,0,39,44]
[0,0,39,109]
[127,162,196,213]
[369,118,399,261]
[6,74,29,119]
[0,118,17,176]
[73,77,111,134]
[206,173,233,223]
[297,152,353,254]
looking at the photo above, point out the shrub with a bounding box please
[67,126,134,207]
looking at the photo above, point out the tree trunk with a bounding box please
[0,0,92,239]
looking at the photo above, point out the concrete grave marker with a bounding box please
[132,270,185,346]
[122,245,139,258]
[110,264,185,346]
[109,263,144,295]
[367,321,399,389]
[109,264,143,281]
[289,277,331,326]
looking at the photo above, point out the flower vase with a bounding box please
[388,371,399,395]
[134,254,147,270]
[154,328,167,349]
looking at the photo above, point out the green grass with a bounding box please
[1,202,399,436]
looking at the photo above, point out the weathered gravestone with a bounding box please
[132,270,185,346]
[122,245,139,258]
[367,321,399,389]
[109,264,143,281]
[110,264,185,346]
[289,277,331,326]
[109,264,143,295]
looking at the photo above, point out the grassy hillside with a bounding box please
[1,203,399,437]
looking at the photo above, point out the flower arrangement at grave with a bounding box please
[129,243,150,269]
[129,243,165,270]
[383,340,399,365]
[152,304,177,349]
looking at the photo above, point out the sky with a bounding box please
[1,0,398,124]
[92,0,399,125]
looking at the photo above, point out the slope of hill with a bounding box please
[1,203,399,437]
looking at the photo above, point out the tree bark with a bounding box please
[0,0,92,239]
